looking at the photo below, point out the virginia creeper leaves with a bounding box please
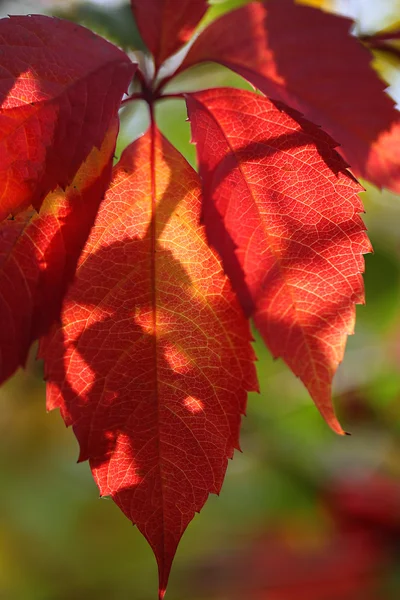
[130,0,208,69]
[0,123,118,384]
[186,88,371,434]
[0,15,134,220]
[179,0,400,192]
[0,0,390,596]
[41,128,258,598]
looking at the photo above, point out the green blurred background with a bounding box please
[1,0,400,598]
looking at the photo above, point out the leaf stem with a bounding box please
[153,74,176,97]
[120,92,145,106]
[156,93,185,102]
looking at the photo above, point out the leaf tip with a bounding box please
[157,554,174,600]
[77,445,89,463]
[325,414,345,436]
[316,399,346,436]
[158,588,166,600]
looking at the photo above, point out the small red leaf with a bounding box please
[130,0,207,69]
[186,88,371,434]
[0,15,135,220]
[41,128,258,597]
[0,122,118,384]
[179,0,400,192]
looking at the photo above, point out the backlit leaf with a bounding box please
[0,15,134,220]
[41,128,258,599]
[186,88,371,434]
[0,122,118,384]
[179,0,400,192]
[130,0,208,69]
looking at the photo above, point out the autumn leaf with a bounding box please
[130,0,208,69]
[0,15,134,220]
[177,0,400,192]
[0,122,118,385]
[0,1,397,596]
[186,88,371,434]
[41,127,258,599]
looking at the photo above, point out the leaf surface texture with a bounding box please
[186,88,371,433]
[41,128,258,598]
[0,123,118,384]
[130,0,208,68]
[180,0,400,192]
[0,15,134,219]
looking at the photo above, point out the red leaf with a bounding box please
[179,0,400,192]
[186,88,371,434]
[0,15,135,220]
[41,127,258,598]
[0,122,118,384]
[328,475,400,533]
[130,0,207,69]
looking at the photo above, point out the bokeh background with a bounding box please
[1,0,400,598]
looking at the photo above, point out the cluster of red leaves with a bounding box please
[0,0,398,597]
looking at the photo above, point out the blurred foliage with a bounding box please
[1,1,400,599]
[52,2,146,51]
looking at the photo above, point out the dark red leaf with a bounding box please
[41,128,258,599]
[186,87,371,434]
[130,0,208,69]
[0,123,118,384]
[179,0,400,192]
[328,475,400,533]
[0,15,134,220]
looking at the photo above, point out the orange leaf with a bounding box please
[0,121,118,384]
[41,127,258,598]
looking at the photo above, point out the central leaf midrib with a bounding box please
[149,122,167,566]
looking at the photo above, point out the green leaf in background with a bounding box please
[53,2,146,51]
